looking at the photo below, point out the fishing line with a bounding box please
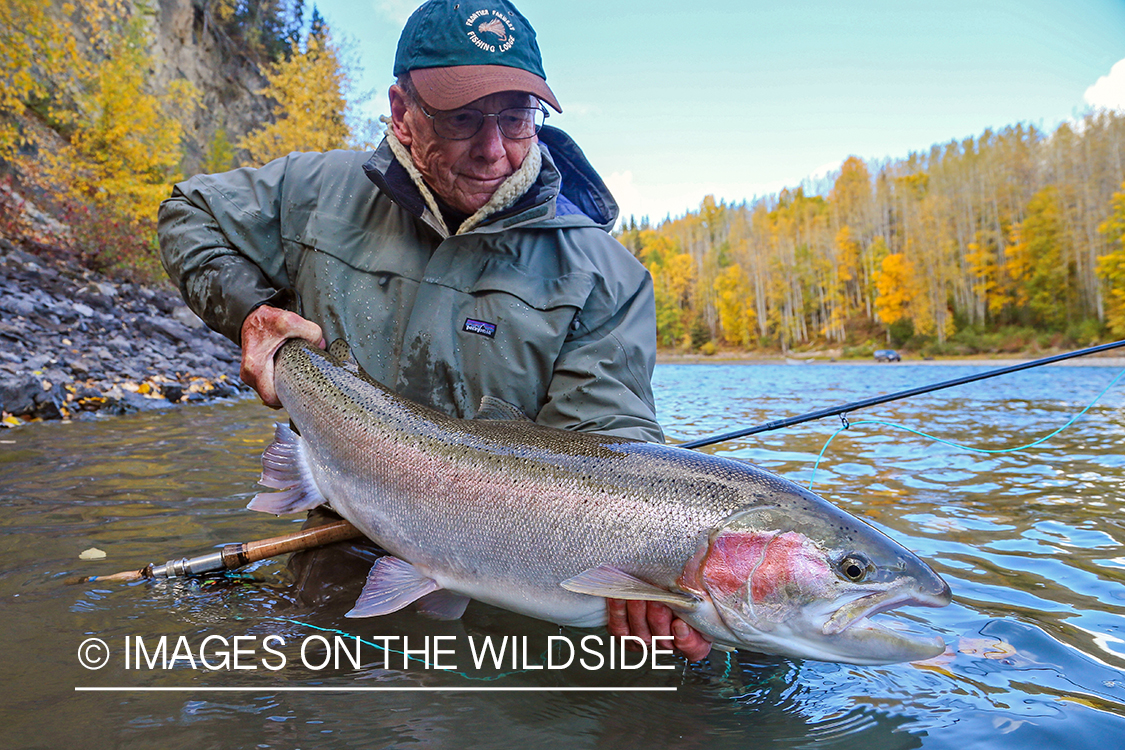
[806,367,1125,490]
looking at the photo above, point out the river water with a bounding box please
[1,362,1123,749]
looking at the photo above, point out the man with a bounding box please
[158,0,710,661]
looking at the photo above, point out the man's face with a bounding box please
[390,87,538,216]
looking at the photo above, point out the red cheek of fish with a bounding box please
[700,532,772,597]
[702,531,831,603]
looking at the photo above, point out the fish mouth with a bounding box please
[818,584,952,663]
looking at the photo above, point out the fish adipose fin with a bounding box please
[415,589,472,620]
[247,422,327,515]
[346,556,441,618]
[560,566,700,611]
[474,395,532,422]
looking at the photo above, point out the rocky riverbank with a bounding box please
[0,240,246,426]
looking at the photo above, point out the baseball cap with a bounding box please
[393,0,562,112]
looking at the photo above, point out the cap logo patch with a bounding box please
[478,19,507,41]
[465,9,516,54]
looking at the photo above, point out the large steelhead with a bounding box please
[250,340,951,665]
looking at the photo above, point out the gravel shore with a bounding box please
[0,241,246,426]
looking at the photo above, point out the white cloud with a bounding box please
[1084,58,1125,111]
[603,170,641,225]
[808,159,843,181]
[375,0,420,25]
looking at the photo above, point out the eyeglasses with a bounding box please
[414,100,548,141]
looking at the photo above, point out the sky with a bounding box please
[313,0,1125,224]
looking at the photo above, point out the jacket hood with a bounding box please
[361,125,619,235]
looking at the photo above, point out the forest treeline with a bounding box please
[618,112,1125,356]
[0,0,364,279]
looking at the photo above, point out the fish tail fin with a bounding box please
[247,423,326,515]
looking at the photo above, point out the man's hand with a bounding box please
[606,599,712,662]
[240,305,325,407]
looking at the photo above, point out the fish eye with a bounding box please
[839,554,872,582]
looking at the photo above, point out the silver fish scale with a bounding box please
[272,340,861,624]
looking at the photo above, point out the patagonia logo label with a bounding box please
[463,318,497,338]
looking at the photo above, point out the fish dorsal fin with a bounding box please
[327,338,367,377]
[560,566,700,611]
[327,338,351,361]
[474,395,531,422]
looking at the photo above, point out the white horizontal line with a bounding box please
[75,686,676,693]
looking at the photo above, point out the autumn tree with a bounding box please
[1097,182,1125,336]
[44,15,196,227]
[1,0,196,276]
[713,263,757,347]
[239,30,351,165]
[875,252,920,342]
[1005,187,1070,328]
[617,110,1125,353]
[0,0,98,156]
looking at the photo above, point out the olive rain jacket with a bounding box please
[158,126,664,443]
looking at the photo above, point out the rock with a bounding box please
[0,375,41,416]
[24,354,51,371]
[104,391,173,415]
[69,358,97,378]
[143,316,194,344]
[0,241,245,423]
[8,298,35,317]
[161,383,184,403]
[35,398,65,420]
[90,281,117,298]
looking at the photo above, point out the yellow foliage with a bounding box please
[663,252,695,307]
[1,0,195,276]
[0,0,86,153]
[830,157,871,225]
[965,238,1012,315]
[713,263,757,347]
[1097,182,1125,336]
[240,34,351,165]
[41,18,197,226]
[874,252,918,325]
[834,225,858,284]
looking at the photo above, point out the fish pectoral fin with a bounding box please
[560,566,700,611]
[415,589,472,620]
[247,423,327,515]
[474,395,532,422]
[346,556,441,618]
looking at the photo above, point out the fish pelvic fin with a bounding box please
[561,566,700,612]
[346,556,441,618]
[247,422,327,515]
[415,589,472,620]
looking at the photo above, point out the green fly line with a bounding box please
[807,367,1125,490]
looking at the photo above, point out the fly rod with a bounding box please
[678,339,1125,450]
[69,518,363,584]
